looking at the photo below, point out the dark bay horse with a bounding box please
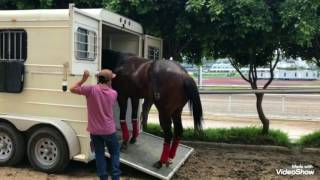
[102,49,203,168]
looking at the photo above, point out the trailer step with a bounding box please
[106,132,193,180]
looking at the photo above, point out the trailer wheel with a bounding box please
[27,127,69,173]
[0,122,25,166]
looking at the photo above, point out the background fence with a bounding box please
[184,88,320,121]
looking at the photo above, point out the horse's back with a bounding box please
[150,60,191,111]
[112,55,151,97]
[151,60,187,75]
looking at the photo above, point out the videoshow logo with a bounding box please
[276,164,315,176]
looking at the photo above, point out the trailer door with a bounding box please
[143,35,163,60]
[71,8,100,75]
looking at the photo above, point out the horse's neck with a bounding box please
[102,49,130,71]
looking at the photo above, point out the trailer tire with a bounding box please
[27,127,69,173]
[0,122,25,166]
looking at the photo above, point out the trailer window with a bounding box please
[0,29,27,62]
[75,27,97,61]
[148,46,160,60]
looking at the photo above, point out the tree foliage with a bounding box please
[186,0,320,134]
[280,0,320,66]
[0,0,104,9]
[186,0,289,134]
[187,0,281,66]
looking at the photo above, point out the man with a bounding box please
[70,69,120,180]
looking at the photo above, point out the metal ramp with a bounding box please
[106,132,193,180]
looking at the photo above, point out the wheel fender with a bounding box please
[0,115,80,159]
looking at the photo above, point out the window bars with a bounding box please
[75,28,97,61]
[148,46,160,60]
[0,29,27,62]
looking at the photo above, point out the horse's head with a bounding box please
[101,49,133,71]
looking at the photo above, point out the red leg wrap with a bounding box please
[169,138,180,159]
[120,121,129,141]
[160,143,171,164]
[132,119,139,138]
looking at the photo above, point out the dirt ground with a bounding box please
[0,143,319,180]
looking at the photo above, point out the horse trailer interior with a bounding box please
[0,4,190,180]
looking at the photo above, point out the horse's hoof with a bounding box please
[129,137,137,144]
[120,141,128,152]
[153,161,163,169]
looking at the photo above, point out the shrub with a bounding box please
[296,131,320,148]
[144,123,290,147]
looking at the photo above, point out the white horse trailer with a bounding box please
[0,5,192,180]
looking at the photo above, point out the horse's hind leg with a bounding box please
[169,108,183,163]
[153,111,173,169]
[141,98,153,130]
[118,95,129,151]
[130,98,140,144]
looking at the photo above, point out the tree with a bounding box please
[186,0,289,134]
[0,0,103,9]
[0,0,53,9]
[280,0,320,66]
[102,0,204,62]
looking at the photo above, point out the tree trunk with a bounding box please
[255,93,269,134]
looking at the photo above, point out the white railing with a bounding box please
[196,89,320,121]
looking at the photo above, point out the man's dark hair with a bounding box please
[97,76,109,84]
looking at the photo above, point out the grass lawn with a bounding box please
[144,123,291,147]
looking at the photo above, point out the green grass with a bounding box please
[144,123,291,147]
[296,131,320,148]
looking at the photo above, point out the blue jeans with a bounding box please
[90,133,121,180]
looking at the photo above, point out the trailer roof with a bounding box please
[82,8,143,34]
[0,9,69,21]
[0,8,143,34]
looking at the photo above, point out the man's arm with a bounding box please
[70,70,90,94]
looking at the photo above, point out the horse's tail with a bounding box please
[183,77,203,134]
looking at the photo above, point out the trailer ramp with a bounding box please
[106,132,193,180]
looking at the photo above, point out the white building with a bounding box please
[208,58,318,80]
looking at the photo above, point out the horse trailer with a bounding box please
[0,4,193,180]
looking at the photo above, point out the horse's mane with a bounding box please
[101,49,134,71]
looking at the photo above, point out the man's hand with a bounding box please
[82,70,90,83]
[70,70,90,94]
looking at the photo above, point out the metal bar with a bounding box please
[75,50,96,53]
[0,32,2,60]
[3,32,5,60]
[228,95,232,112]
[281,96,285,113]
[8,31,10,60]
[0,58,23,61]
[19,31,22,60]
[14,32,16,60]
[75,32,96,38]
[199,88,320,94]
[25,64,64,68]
